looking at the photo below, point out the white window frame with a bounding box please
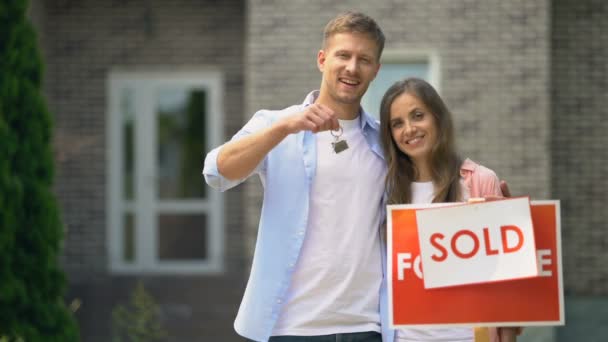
[362,49,441,119]
[381,49,440,90]
[106,69,224,275]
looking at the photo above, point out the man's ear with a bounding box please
[317,49,326,72]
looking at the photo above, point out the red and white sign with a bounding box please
[416,197,538,289]
[387,201,564,328]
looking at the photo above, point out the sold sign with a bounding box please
[388,201,564,328]
[416,197,538,289]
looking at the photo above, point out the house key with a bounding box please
[330,126,349,154]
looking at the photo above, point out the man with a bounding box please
[204,11,520,342]
[204,11,388,342]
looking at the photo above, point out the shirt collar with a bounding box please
[302,90,380,132]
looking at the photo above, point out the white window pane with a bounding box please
[362,63,429,119]
[121,88,135,200]
[157,214,207,260]
[156,88,207,199]
[122,212,135,262]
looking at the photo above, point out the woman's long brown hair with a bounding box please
[380,78,462,204]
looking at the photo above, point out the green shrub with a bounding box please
[0,0,79,340]
[112,282,168,342]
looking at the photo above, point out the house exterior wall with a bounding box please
[552,0,608,296]
[551,12,608,339]
[37,1,247,341]
[30,0,608,340]
[244,0,551,267]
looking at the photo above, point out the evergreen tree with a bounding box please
[0,0,79,340]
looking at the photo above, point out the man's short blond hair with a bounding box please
[323,11,385,60]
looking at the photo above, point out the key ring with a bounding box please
[330,126,343,138]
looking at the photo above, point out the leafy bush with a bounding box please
[112,282,168,342]
[0,0,79,340]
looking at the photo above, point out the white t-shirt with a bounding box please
[272,117,385,336]
[395,182,474,342]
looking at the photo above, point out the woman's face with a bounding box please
[389,92,438,166]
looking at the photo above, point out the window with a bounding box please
[107,70,224,274]
[362,50,440,119]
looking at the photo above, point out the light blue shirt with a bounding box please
[203,91,394,342]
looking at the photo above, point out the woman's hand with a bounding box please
[469,180,512,203]
[500,180,511,198]
[489,327,523,342]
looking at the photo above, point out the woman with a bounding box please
[379,78,520,342]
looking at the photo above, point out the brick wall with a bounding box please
[552,0,608,295]
[39,1,247,341]
[245,0,551,262]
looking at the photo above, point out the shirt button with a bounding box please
[298,231,304,235]
[289,263,295,268]
[277,299,282,304]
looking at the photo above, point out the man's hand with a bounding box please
[217,103,338,180]
[282,103,340,134]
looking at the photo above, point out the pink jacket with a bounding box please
[460,158,502,200]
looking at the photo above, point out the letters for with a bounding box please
[397,249,552,281]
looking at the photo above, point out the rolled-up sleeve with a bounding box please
[202,110,272,192]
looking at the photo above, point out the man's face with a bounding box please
[317,32,381,106]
